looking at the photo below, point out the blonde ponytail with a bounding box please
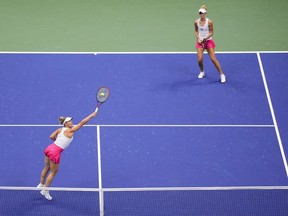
[59,116,66,125]
[200,4,207,11]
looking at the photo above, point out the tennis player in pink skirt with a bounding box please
[37,112,96,200]
[194,5,226,83]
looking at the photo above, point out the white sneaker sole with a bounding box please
[198,74,205,79]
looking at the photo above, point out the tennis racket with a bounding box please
[202,38,207,48]
[95,87,110,112]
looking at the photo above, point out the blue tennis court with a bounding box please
[0,52,288,215]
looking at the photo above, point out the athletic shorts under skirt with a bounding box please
[44,143,64,164]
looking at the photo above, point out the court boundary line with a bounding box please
[96,126,104,216]
[257,52,288,177]
[0,51,287,54]
[0,124,275,127]
[1,185,288,191]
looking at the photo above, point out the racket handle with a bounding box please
[95,107,99,112]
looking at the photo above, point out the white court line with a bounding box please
[0,51,287,54]
[257,52,288,177]
[93,51,288,54]
[96,126,104,216]
[0,124,275,127]
[102,186,288,191]
[0,185,288,191]
[96,124,274,127]
[0,186,100,191]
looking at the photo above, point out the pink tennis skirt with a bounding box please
[44,143,64,164]
[196,39,216,49]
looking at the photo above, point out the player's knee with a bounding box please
[50,171,58,177]
[50,168,59,175]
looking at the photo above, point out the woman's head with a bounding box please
[199,5,207,16]
[59,116,73,128]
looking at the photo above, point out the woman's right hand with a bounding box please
[91,112,97,118]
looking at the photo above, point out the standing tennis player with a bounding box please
[37,111,97,200]
[194,5,226,83]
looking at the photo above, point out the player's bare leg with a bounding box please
[207,48,226,83]
[197,48,205,78]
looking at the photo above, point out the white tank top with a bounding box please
[54,127,73,149]
[197,18,212,40]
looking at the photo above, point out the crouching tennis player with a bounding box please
[37,111,97,200]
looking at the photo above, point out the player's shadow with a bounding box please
[152,75,220,92]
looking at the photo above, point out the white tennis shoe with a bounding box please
[37,183,52,200]
[198,71,205,79]
[220,74,226,83]
[43,190,53,200]
[37,183,44,188]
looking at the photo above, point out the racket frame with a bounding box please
[95,87,110,112]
